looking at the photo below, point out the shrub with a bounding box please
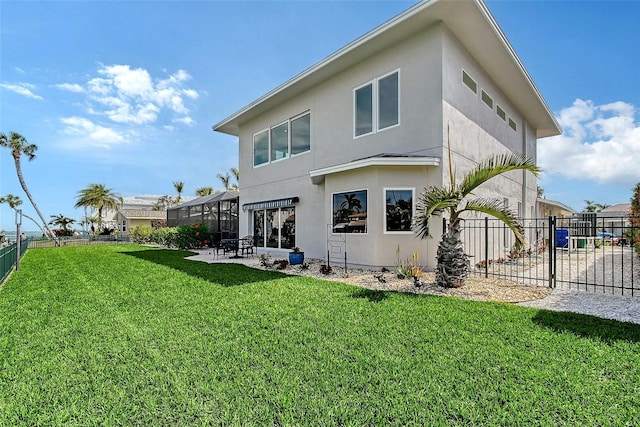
[130,225,153,244]
[151,227,177,247]
[175,223,211,249]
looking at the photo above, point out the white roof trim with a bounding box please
[309,156,440,184]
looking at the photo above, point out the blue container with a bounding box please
[556,229,569,248]
[289,252,305,265]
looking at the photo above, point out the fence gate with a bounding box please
[460,216,639,296]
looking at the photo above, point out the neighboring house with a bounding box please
[213,0,561,269]
[537,198,575,218]
[598,203,632,237]
[115,209,167,236]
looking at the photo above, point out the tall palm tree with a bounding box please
[74,184,121,229]
[196,187,213,196]
[413,152,541,288]
[216,172,231,191]
[173,181,184,205]
[217,167,239,191]
[0,194,47,235]
[0,131,57,240]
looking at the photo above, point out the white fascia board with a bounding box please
[309,156,440,184]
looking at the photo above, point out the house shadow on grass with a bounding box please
[350,288,391,302]
[121,248,288,287]
[532,310,640,344]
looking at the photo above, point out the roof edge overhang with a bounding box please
[212,0,560,139]
[309,156,440,185]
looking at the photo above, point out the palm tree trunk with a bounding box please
[436,225,470,288]
[12,154,58,244]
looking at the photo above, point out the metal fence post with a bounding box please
[548,216,555,289]
[484,217,489,278]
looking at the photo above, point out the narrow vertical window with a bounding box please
[291,113,310,155]
[378,72,399,130]
[509,118,517,131]
[253,130,269,166]
[270,122,289,161]
[497,105,506,121]
[355,84,373,136]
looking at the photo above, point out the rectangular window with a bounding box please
[462,70,477,93]
[354,70,399,137]
[355,83,373,137]
[291,113,310,155]
[265,209,279,248]
[481,90,493,109]
[509,117,517,131]
[497,105,506,121]
[253,210,264,247]
[332,190,367,234]
[385,189,414,233]
[378,72,399,130]
[253,130,269,166]
[252,207,295,249]
[270,122,289,161]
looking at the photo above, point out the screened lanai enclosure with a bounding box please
[167,191,239,245]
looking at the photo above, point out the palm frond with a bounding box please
[460,198,525,245]
[460,153,541,197]
[413,186,462,238]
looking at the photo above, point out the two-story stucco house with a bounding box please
[213,0,561,269]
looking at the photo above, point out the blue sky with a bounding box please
[1,0,639,232]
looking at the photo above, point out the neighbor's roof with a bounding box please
[213,0,561,139]
[600,204,631,215]
[537,198,575,214]
[117,209,167,220]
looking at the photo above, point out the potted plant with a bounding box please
[289,246,305,265]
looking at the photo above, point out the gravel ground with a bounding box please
[188,251,640,325]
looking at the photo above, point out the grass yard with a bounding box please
[0,245,639,425]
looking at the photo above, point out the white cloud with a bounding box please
[59,116,127,149]
[174,116,195,126]
[0,82,43,100]
[538,99,640,186]
[55,83,84,93]
[73,64,200,126]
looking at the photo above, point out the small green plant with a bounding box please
[259,253,272,267]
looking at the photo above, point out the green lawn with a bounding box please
[0,245,638,425]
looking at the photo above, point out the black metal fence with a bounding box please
[27,235,131,249]
[459,216,639,296]
[0,239,30,284]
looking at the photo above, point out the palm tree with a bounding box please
[414,153,541,288]
[217,167,239,191]
[196,187,213,196]
[216,172,231,191]
[49,214,75,236]
[0,194,47,235]
[0,131,57,240]
[74,184,121,229]
[173,181,184,204]
[153,195,176,211]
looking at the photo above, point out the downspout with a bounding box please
[521,121,528,218]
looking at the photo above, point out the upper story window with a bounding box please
[253,112,311,167]
[354,70,399,138]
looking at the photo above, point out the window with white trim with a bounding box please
[354,70,399,137]
[252,112,311,167]
[384,188,414,233]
